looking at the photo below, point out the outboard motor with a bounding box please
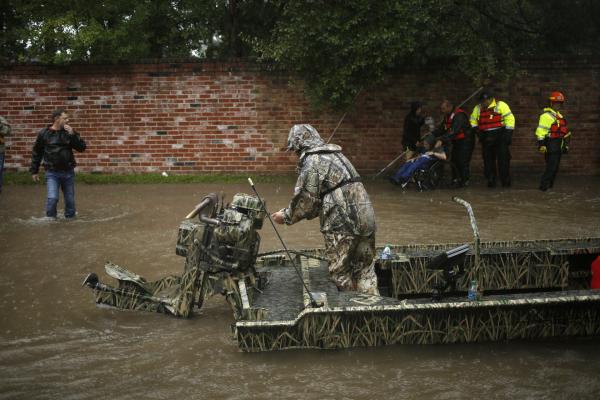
[83,193,266,318]
[177,193,265,273]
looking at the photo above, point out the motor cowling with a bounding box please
[177,193,265,273]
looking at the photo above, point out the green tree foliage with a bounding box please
[1,0,599,108]
[254,0,600,108]
[0,0,279,63]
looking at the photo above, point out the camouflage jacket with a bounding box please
[0,116,11,154]
[284,144,376,236]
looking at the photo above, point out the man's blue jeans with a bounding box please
[45,169,76,218]
[0,152,4,193]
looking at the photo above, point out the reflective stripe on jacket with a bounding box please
[470,99,515,131]
[535,107,569,140]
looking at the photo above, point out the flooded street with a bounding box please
[1,176,600,399]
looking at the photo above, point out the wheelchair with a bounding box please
[410,160,460,191]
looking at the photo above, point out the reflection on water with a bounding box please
[12,212,131,226]
[0,177,599,399]
[12,216,61,225]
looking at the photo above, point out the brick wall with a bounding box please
[1,60,599,175]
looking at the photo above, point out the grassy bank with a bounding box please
[3,171,298,185]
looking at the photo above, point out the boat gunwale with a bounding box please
[257,237,600,260]
[235,290,600,328]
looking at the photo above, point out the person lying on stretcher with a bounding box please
[389,133,447,186]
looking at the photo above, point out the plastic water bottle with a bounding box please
[467,280,478,301]
[381,246,392,260]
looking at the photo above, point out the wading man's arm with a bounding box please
[272,158,321,225]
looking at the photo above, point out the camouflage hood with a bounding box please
[302,143,342,159]
[287,124,325,154]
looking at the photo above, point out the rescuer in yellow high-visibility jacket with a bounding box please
[470,90,515,188]
[535,91,571,191]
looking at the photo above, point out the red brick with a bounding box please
[2,61,599,175]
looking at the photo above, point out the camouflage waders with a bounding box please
[323,233,379,295]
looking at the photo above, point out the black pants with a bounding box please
[481,128,512,186]
[451,136,475,184]
[540,138,562,190]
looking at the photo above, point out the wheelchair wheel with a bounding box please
[413,168,430,191]
[427,161,459,189]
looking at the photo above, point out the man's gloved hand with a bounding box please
[538,140,547,154]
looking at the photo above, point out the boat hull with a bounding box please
[234,290,600,351]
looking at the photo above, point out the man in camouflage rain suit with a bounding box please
[272,124,379,295]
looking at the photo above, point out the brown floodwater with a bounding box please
[1,176,599,399]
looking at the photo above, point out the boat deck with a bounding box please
[249,255,600,323]
[251,265,304,321]
[250,256,405,323]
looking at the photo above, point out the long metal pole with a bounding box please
[456,86,484,109]
[325,89,362,144]
[247,178,319,307]
[373,150,409,179]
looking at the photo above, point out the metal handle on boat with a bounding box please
[185,193,218,222]
[452,197,481,268]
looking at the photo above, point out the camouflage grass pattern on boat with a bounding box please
[386,237,599,296]
[89,224,209,317]
[237,239,600,352]
[91,227,261,318]
[234,290,600,352]
[87,233,600,351]
[93,266,204,317]
[385,250,569,296]
[261,237,600,297]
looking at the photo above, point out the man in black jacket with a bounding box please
[30,109,86,218]
[402,101,425,160]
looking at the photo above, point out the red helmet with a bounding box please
[549,91,565,102]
